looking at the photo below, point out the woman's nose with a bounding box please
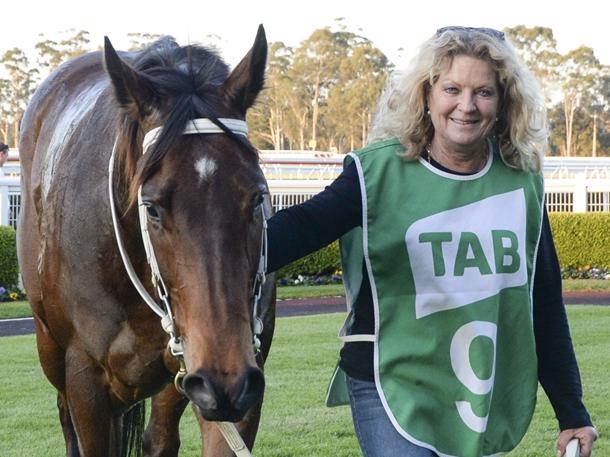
[459,92,477,112]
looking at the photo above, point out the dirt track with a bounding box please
[1,292,608,337]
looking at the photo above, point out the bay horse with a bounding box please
[17,25,275,456]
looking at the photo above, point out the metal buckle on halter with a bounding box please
[251,268,266,355]
[168,337,187,394]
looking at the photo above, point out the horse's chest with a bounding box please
[105,321,171,402]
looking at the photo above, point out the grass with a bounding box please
[0,300,31,319]
[276,283,345,300]
[2,279,608,321]
[562,278,610,291]
[0,307,608,456]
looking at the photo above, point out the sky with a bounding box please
[2,0,609,69]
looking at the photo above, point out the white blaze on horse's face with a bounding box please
[194,156,218,183]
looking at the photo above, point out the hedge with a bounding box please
[277,241,341,280]
[276,213,610,280]
[0,225,19,288]
[549,212,610,270]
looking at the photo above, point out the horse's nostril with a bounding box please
[183,372,218,410]
[183,367,265,421]
[234,367,265,412]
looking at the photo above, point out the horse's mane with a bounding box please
[113,37,252,208]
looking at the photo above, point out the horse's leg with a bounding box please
[143,384,190,457]
[63,344,123,457]
[197,400,264,457]
[32,316,80,455]
[57,391,81,456]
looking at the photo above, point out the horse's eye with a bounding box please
[251,192,266,217]
[253,193,264,208]
[143,202,160,222]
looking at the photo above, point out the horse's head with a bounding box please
[104,26,268,422]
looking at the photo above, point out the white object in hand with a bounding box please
[564,439,580,457]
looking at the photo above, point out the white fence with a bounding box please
[0,151,21,230]
[264,154,610,213]
[3,152,610,229]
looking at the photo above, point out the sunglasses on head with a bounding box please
[436,26,505,41]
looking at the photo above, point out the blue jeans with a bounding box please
[347,376,438,457]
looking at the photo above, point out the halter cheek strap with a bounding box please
[109,117,262,457]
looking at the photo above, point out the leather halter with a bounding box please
[108,117,266,457]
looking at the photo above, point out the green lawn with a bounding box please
[1,279,608,320]
[276,283,345,300]
[0,307,607,456]
[0,301,31,319]
[562,278,610,291]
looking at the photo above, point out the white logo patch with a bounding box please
[406,189,527,318]
[194,157,217,183]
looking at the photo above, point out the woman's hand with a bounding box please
[556,426,598,457]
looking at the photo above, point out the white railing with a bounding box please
[0,151,21,230]
[3,153,610,229]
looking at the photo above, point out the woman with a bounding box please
[267,26,597,457]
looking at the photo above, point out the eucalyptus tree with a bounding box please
[556,46,605,156]
[505,26,609,156]
[248,41,294,150]
[35,29,91,72]
[504,26,561,103]
[0,48,39,147]
[290,27,352,150]
[327,40,390,152]
[127,32,164,51]
[0,78,12,143]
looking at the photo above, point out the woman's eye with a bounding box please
[444,87,459,94]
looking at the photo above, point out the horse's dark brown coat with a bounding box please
[18,26,275,457]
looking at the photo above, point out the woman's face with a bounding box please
[427,55,500,153]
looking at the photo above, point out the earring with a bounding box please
[427,109,431,115]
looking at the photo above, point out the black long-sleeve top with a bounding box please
[267,157,592,430]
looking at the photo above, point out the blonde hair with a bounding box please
[367,28,547,172]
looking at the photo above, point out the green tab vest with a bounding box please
[331,138,544,457]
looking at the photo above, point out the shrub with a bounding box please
[277,241,341,280]
[0,225,19,289]
[274,214,610,282]
[548,213,610,275]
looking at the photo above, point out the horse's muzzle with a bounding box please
[183,366,265,422]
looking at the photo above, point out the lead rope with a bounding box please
[109,118,262,457]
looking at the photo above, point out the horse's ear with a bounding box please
[103,37,155,119]
[222,24,267,114]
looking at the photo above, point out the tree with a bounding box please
[248,41,294,150]
[556,47,604,156]
[504,26,561,103]
[290,27,351,150]
[248,24,390,153]
[0,48,39,147]
[127,32,164,51]
[35,29,91,73]
[327,40,389,151]
[505,26,609,157]
[0,79,12,143]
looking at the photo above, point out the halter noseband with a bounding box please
[108,117,266,457]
